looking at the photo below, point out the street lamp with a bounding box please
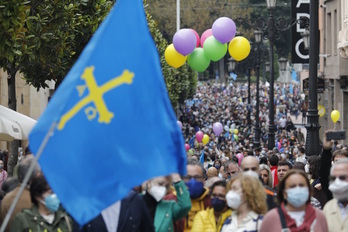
[228,57,237,73]
[265,62,270,72]
[305,0,320,156]
[234,0,304,150]
[254,30,262,150]
[301,29,310,50]
[265,0,278,150]
[279,57,288,72]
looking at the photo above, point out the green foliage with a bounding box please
[147,0,249,41]
[0,0,113,90]
[0,0,29,70]
[0,0,196,109]
[146,9,196,110]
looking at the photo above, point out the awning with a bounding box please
[0,105,37,141]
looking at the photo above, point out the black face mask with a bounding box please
[211,197,226,212]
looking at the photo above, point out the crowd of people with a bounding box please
[0,81,347,231]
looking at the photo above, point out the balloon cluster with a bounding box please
[165,17,251,72]
[181,121,241,152]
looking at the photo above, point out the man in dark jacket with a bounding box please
[73,190,154,232]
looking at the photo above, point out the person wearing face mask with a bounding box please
[143,174,191,232]
[10,174,73,232]
[241,156,277,211]
[183,158,211,232]
[221,174,267,232]
[323,158,348,231]
[260,170,328,232]
[191,181,231,232]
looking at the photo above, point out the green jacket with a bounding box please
[154,180,191,232]
[10,206,73,232]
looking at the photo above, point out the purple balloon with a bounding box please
[212,17,236,43]
[213,122,223,136]
[177,121,183,129]
[173,29,197,55]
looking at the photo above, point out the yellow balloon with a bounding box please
[331,110,340,123]
[233,129,238,134]
[228,36,251,61]
[165,44,187,68]
[318,105,325,117]
[202,134,210,145]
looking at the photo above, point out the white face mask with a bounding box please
[329,178,348,202]
[148,185,167,202]
[244,170,260,179]
[226,190,242,209]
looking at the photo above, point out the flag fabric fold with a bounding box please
[199,150,205,165]
[29,0,186,225]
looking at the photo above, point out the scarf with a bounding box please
[281,202,316,232]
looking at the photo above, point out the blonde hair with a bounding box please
[227,174,267,214]
[259,164,273,188]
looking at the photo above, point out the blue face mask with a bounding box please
[44,194,60,212]
[215,165,220,169]
[211,197,226,212]
[0,165,3,169]
[186,179,204,199]
[286,187,309,207]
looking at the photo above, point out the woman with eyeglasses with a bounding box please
[191,181,231,232]
[220,174,267,232]
[260,169,328,232]
[143,174,191,232]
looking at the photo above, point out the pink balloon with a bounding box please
[196,131,204,143]
[191,29,200,47]
[200,29,213,47]
[185,144,190,151]
[235,153,244,166]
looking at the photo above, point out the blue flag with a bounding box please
[200,149,205,165]
[189,135,196,148]
[289,83,293,94]
[29,0,186,226]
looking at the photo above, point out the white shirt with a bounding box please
[220,211,263,232]
[287,210,305,227]
[101,200,121,232]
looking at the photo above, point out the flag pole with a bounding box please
[0,122,57,232]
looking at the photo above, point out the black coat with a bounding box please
[73,190,154,232]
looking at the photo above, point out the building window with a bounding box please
[334,10,337,56]
[327,12,332,56]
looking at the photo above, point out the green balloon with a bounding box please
[203,36,227,61]
[187,48,211,72]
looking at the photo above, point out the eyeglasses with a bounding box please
[211,193,226,200]
[183,175,204,182]
[329,175,348,182]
